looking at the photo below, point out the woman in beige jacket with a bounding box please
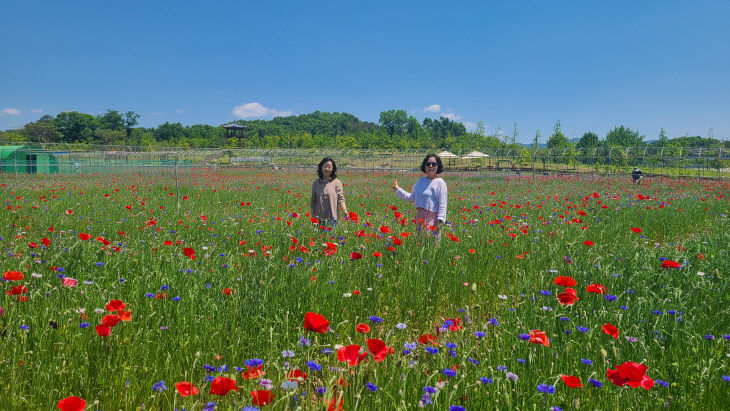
[311,157,348,229]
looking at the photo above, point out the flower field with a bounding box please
[1,170,728,410]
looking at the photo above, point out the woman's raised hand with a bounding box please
[392,179,399,191]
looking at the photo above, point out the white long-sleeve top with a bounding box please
[395,177,447,222]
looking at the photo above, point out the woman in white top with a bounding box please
[393,153,447,238]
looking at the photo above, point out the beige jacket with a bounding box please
[311,178,346,221]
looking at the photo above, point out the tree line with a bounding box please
[1,109,727,151]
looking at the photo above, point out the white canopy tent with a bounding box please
[462,151,489,159]
[437,150,458,158]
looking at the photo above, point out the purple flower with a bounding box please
[366,382,378,392]
[443,368,457,377]
[577,326,589,333]
[537,384,555,394]
[604,294,617,302]
[656,379,669,387]
[474,331,486,339]
[369,315,384,323]
[705,335,715,340]
[518,333,530,341]
[480,377,493,384]
[581,358,593,365]
[588,378,602,388]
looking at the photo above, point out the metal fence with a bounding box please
[1,142,728,179]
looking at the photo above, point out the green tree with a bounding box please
[378,110,408,137]
[23,115,62,143]
[531,130,541,151]
[93,128,126,145]
[98,109,125,130]
[123,111,140,137]
[658,128,668,147]
[53,111,100,142]
[546,120,570,148]
[576,131,599,148]
[511,122,519,145]
[475,121,486,137]
[154,122,185,141]
[605,125,644,147]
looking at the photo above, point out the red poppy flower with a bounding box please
[105,299,126,312]
[175,381,199,397]
[118,309,132,322]
[242,365,265,380]
[367,338,394,363]
[57,396,86,411]
[310,217,319,225]
[443,318,463,331]
[28,242,38,249]
[6,285,28,295]
[606,362,654,390]
[287,369,307,381]
[62,277,78,288]
[560,374,584,388]
[379,225,391,233]
[183,247,196,260]
[95,325,111,337]
[210,376,238,396]
[337,344,368,366]
[356,323,370,333]
[557,288,579,305]
[303,312,330,333]
[3,271,23,281]
[586,283,606,294]
[78,233,91,241]
[529,329,550,347]
[251,390,274,406]
[101,315,122,328]
[372,251,382,257]
[65,209,74,215]
[583,240,594,246]
[553,275,577,287]
[348,211,358,222]
[418,334,438,345]
[601,323,619,339]
[222,288,232,295]
[41,237,51,246]
[350,252,362,260]
[661,260,681,269]
[630,227,642,233]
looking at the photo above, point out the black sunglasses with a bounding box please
[425,161,438,167]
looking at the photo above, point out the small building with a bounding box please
[0,145,59,174]
[222,123,247,139]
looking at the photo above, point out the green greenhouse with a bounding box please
[0,145,59,174]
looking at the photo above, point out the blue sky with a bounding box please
[1,1,728,143]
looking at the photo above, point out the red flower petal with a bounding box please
[175,381,199,397]
[560,374,584,388]
[303,312,330,333]
[210,377,238,396]
[57,396,86,411]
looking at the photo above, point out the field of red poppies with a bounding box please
[1,170,728,410]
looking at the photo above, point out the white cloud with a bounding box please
[31,108,43,113]
[1,108,21,115]
[441,112,462,121]
[424,104,441,113]
[232,102,292,118]
[175,109,184,114]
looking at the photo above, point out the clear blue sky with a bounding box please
[1,1,728,143]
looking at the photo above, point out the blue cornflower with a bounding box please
[620,305,629,310]
[172,296,181,301]
[306,361,321,371]
[445,342,457,349]
[19,325,29,330]
[316,386,327,394]
[559,316,569,322]
[540,290,551,296]
[588,378,602,388]
[704,335,715,340]
[152,380,167,392]
[653,310,663,315]
[321,348,333,354]
[497,365,508,372]
[299,336,311,346]
[217,364,228,372]
[604,294,617,302]
[241,407,260,411]
[449,406,466,411]
[95,262,104,267]
[79,322,90,328]
[468,357,480,365]
[425,347,439,355]
[474,331,486,339]
[668,310,676,314]
[722,375,730,382]
[396,323,407,329]
[518,333,530,341]
[537,384,555,394]
[203,364,216,372]
[404,342,417,351]
[245,358,264,368]
[282,350,295,358]
[369,316,384,323]
[551,407,564,411]
[516,359,525,364]
[423,386,437,394]
[366,382,378,392]
[488,318,499,326]
[656,379,669,387]
[580,358,593,365]
[480,377,493,384]
[443,368,457,377]
[160,285,169,290]
[577,326,589,333]
[145,293,155,298]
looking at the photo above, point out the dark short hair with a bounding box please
[317,157,338,180]
[420,153,444,174]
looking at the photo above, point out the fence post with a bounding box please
[175,158,180,214]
